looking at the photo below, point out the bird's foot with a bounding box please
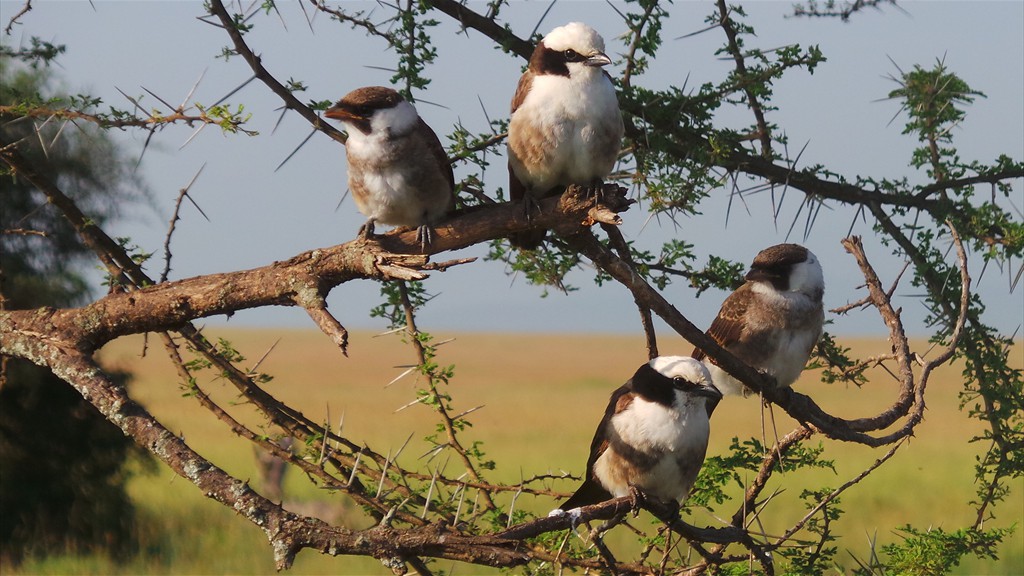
[415,224,434,253]
[742,368,776,399]
[627,485,647,517]
[358,218,377,241]
[581,178,610,204]
[521,194,542,222]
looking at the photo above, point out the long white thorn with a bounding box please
[421,463,441,519]
[376,449,392,499]
[347,449,363,487]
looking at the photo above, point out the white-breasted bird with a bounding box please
[325,86,455,250]
[507,22,624,249]
[558,356,720,511]
[692,243,825,398]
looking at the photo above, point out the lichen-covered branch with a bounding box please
[1,136,640,569]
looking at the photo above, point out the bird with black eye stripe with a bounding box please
[553,357,721,514]
[507,22,624,250]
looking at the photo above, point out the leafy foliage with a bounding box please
[856,525,1014,576]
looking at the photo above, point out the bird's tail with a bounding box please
[509,229,547,250]
[558,479,613,511]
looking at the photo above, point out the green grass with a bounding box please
[6,329,1021,575]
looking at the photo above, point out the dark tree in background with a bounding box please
[0,58,150,563]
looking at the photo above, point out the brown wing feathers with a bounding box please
[418,118,455,193]
[692,286,750,361]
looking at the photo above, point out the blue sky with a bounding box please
[3,0,1022,338]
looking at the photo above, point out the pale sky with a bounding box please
[3,0,1022,338]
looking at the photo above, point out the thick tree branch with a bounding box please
[423,0,533,59]
[2,315,746,572]
[3,322,657,571]
[0,180,631,350]
[0,331,373,570]
[711,143,949,212]
[0,146,144,287]
[3,139,428,527]
[0,138,640,569]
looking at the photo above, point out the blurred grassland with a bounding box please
[7,328,1022,575]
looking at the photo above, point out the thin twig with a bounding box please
[161,164,206,283]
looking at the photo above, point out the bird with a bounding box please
[324,86,455,250]
[692,243,825,398]
[506,22,624,249]
[557,356,721,512]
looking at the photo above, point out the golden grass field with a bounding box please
[10,328,1023,575]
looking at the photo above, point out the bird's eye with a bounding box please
[563,49,581,62]
[672,376,695,390]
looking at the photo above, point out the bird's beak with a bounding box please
[584,51,612,67]
[694,382,723,401]
[324,106,360,122]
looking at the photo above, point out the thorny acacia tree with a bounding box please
[1,1,1022,574]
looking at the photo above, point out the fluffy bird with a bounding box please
[558,357,721,511]
[507,22,624,249]
[692,243,825,398]
[325,86,455,250]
